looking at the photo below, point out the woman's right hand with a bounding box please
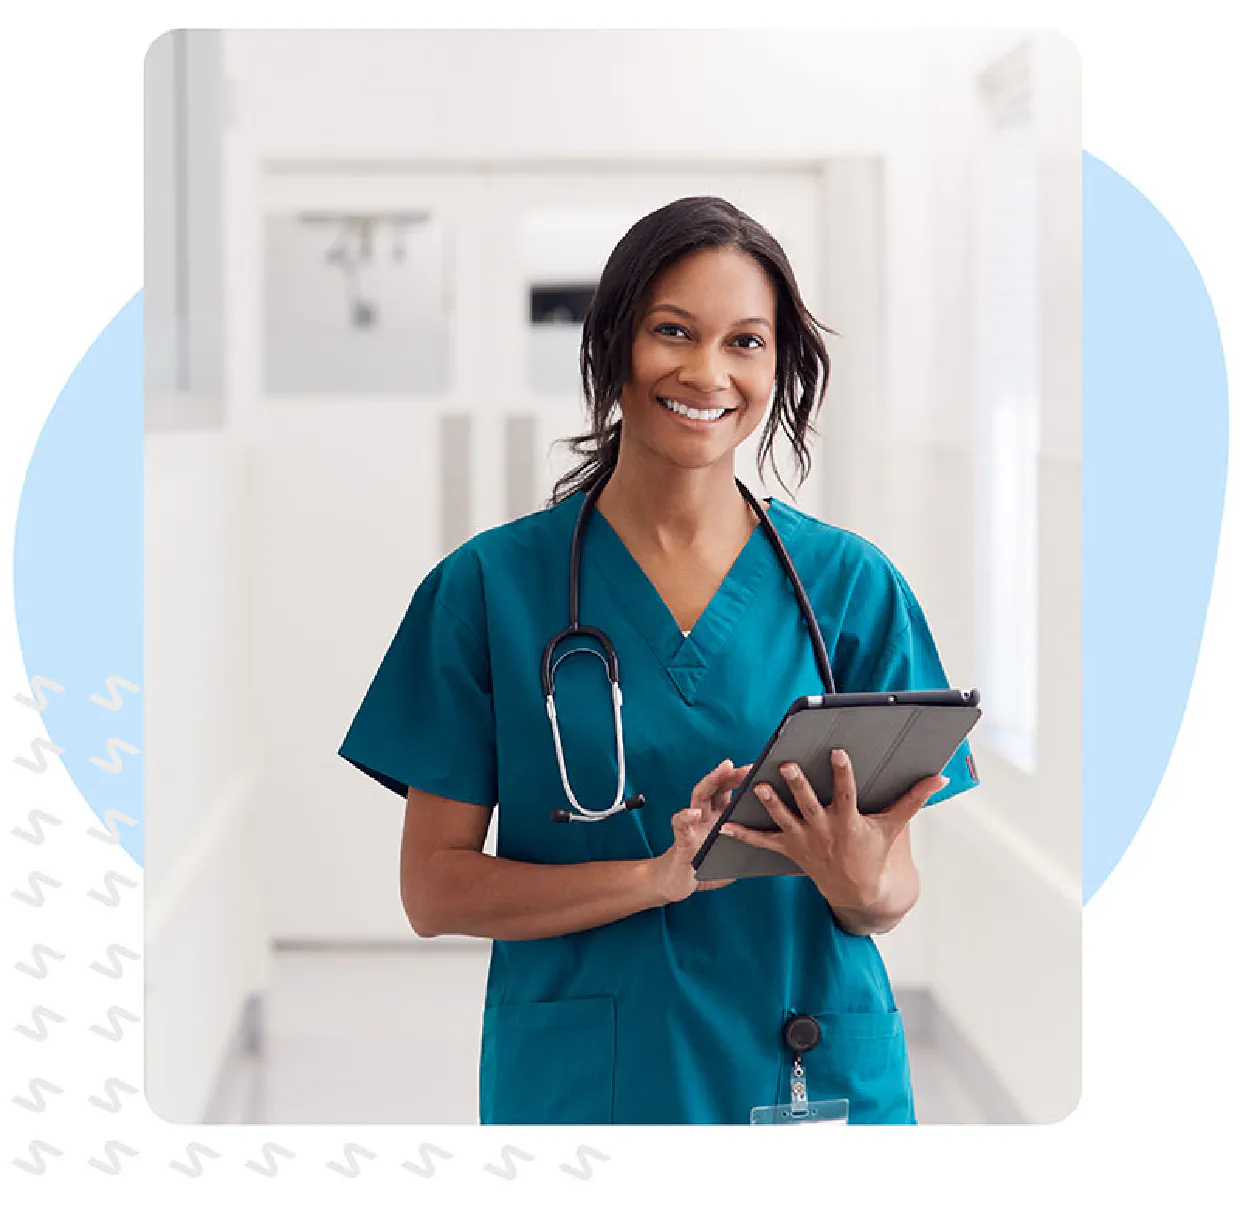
[648,759,753,904]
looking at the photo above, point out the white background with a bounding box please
[1,1,1237,1205]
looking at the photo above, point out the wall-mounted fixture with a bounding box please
[264,208,451,397]
[298,211,430,330]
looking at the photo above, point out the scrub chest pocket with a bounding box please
[777,1008,915,1124]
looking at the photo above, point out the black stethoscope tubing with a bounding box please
[542,467,835,823]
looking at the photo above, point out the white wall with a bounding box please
[144,32,267,1124]
[144,433,268,1122]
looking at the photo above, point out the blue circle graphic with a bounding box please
[10,155,1231,893]
[13,292,143,863]
[1082,156,1228,899]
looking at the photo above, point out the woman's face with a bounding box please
[618,246,778,475]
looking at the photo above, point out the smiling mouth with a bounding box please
[657,396,736,423]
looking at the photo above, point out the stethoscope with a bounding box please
[543,468,836,824]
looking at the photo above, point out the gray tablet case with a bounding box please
[692,691,981,881]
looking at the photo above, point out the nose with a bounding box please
[676,345,731,394]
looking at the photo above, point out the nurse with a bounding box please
[339,195,978,1125]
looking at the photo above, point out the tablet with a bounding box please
[691,689,982,882]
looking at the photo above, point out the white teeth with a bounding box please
[658,397,728,422]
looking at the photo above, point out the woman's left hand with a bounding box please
[720,750,946,915]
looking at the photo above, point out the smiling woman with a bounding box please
[553,196,834,505]
[338,195,978,1126]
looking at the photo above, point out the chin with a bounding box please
[655,442,737,474]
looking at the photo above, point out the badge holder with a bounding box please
[750,1014,850,1125]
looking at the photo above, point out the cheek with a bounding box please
[740,363,777,410]
[738,407,768,444]
[629,342,676,388]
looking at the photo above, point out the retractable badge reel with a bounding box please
[749,1014,849,1125]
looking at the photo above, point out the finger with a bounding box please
[719,821,787,854]
[880,775,946,834]
[829,749,859,816]
[694,877,736,891]
[710,763,754,814]
[691,759,735,810]
[670,806,702,841]
[713,761,752,797]
[750,784,803,837]
[778,762,825,824]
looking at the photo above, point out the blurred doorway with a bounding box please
[259,165,833,944]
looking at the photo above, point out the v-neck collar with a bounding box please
[580,494,807,705]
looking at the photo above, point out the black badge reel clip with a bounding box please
[750,1014,850,1125]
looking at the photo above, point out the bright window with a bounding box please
[974,47,1039,773]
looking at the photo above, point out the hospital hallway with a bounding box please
[203,946,995,1125]
[141,30,1080,1128]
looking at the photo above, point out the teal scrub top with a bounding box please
[339,490,978,1126]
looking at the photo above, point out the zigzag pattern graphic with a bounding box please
[89,944,141,978]
[14,676,65,711]
[245,1142,296,1176]
[11,1078,64,1113]
[402,1142,454,1178]
[483,1145,535,1180]
[10,809,63,845]
[13,1007,66,1042]
[89,676,141,711]
[559,1144,611,1180]
[326,1142,378,1177]
[13,738,66,774]
[88,738,140,773]
[86,871,139,907]
[11,873,63,908]
[169,1141,222,1177]
[88,1006,141,1041]
[87,1140,139,1174]
[10,1140,63,1175]
[87,1077,139,1113]
[14,944,65,979]
[87,809,137,845]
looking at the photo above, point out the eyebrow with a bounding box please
[646,303,773,331]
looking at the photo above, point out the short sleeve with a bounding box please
[338,559,498,806]
[851,567,980,808]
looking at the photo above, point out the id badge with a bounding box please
[749,1100,849,1125]
[750,1051,849,1125]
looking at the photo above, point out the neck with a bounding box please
[596,440,757,553]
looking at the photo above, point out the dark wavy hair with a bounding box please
[549,196,835,505]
